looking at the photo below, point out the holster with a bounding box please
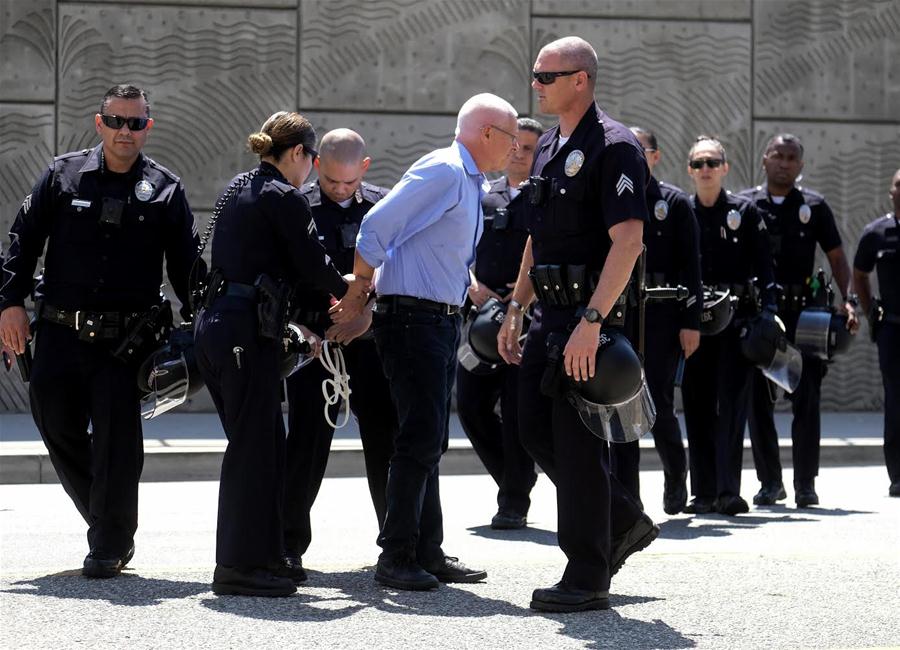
[255,273,293,341]
[200,268,226,310]
[870,300,884,343]
[540,330,570,399]
[112,300,174,363]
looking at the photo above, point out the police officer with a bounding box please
[682,135,776,516]
[497,37,656,613]
[0,84,200,578]
[609,126,702,515]
[853,168,900,497]
[194,112,368,596]
[284,129,397,579]
[457,117,542,530]
[741,134,858,508]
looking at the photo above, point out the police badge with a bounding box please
[134,180,154,202]
[654,199,668,221]
[565,150,585,177]
[799,203,811,224]
[726,209,742,230]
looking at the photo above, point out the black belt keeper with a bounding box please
[529,264,598,307]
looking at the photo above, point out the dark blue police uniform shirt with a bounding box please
[0,144,199,320]
[854,212,900,313]
[476,176,530,292]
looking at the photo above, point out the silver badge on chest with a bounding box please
[654,200,668,221]
[726,209,742,231]
[564,150,585,177]
[134,180,154,202]
[798,203,811,224]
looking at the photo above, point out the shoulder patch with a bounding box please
[615,173,634,196]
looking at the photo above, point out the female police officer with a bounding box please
[681,136,775,516]
[195,112,368,596]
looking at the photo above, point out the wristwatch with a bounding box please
[509,299,525,312]
[846,293,860,308]
[582,308,603,325]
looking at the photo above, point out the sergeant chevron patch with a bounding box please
[615,174,634,196]
[21,194,32,214]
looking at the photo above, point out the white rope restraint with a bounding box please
[319,339,352,429]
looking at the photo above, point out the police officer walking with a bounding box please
[497,37,657,613]
[0,84,200,578]
[457,117,542,530]
[284,128,397,579]
[682,136,776,516]
[853,168,900,497]
[610,126,702,515]
[741,134,858,508]
[337,93,518,591]
[194,112,368,596]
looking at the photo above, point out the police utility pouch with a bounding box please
[540,331,570,399]
[339,222,360,250]
[77,314,104,342]
[99,197,126,227]
[255,273,293,340]
[529,266,558,306]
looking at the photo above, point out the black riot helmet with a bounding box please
[700,287,736,336]
[280,323,314,379]
[138,325,204,419]
[566,328,656,443]
[740,310,803,393]
[794,308,853,361]
[457,297,529,375]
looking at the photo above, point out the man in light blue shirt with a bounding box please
[334,93,519,590]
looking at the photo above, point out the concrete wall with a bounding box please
[1,0,897,412]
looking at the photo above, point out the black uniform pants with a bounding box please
[195,298,285,570]
[878,323,900,483]
[682,323,754,500]
[284,336,396,557]
[29,321,143,557]
[748,354,826,486]
[372,307,460,565]
[456,362,537,516]
[610,303,687,503]
[518,305,642,592]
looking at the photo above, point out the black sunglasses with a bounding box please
[305,146,318,161]
[532,70,580,85]
[99,114,150,131]
[689,158,725,169]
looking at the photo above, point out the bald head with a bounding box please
[454,93,519,173]
[319,128,366,165]
[539,36,598,88]
[455,93,517,139]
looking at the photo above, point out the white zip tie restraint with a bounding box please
[319,339,352,429]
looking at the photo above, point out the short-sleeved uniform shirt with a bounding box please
[526,102,649,274]
[854,212,900,314]
[475,176,530,292]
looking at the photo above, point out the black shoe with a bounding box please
[491,510,527,530]
[890,481,900,497]
[82,551,127,579]
[753,482,787,506]
[423,556,487,583]
[212,565,297,597]
[375,556,439,590]
[276,554,308,584]
[120,543,135,569]
[795,480,819,508]
[530,582,610,613]
[715,495,750,516]
[663,473,688,515]
[610,513,659,577]
[683,497,715,514]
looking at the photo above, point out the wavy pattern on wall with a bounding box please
[2,5,54,70]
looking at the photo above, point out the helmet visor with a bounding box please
[568,375,657,443]
[140,352,190,419]
[762,341,803,393]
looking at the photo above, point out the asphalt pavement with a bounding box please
[1,467,898,649]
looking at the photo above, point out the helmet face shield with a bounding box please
[140,351,190,419]
[281,322,315,379]
[762,341,803,393]
[795,308,852,361]
[568,374,657,443]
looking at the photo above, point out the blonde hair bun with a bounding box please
[247,132,273,156]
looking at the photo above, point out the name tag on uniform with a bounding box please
[71,199,92,208]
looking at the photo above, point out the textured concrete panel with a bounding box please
[303,112,457,189]
[86,0,297,6]
[533,0,750,20]
[753,120,900,410]
[754,0,900,120]
[299,0,530,113]
[533,18,753,191]
[0,0,55,102]
[56,4,297,211]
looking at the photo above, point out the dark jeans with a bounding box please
[195,298,286,569]
[372,307,460,565]
[878,323,900,483]
[284,337,396,557]
[456,362,537,516]
[517,304,643,592]
[29,321,143,557]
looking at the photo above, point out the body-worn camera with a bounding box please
[99,197,126,227]
[339,222,360,250]
[526,176,554,207]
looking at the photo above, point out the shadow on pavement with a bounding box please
[657,513,818,540]
[552,609,696,649]
[465,524,557,546]
[2,570,208,606]
[200,568,527,621]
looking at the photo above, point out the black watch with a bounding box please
[582,308,603,325]
[846,293,860,308]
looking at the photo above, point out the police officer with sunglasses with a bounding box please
[0,84,201,578]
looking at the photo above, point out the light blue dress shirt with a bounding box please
[356,140,488,306]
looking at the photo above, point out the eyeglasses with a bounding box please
[643,148,658,153]
[487,124,518,145]
[689,158,725,169]
[99,114,150,131]
[305,146,318,161]
[532,70,580,85]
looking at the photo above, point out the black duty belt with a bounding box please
[38,302,127,340]
[222,281,257,300]
[529,264,598,307]
[374,295,460,315]
[293,309,331,328]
